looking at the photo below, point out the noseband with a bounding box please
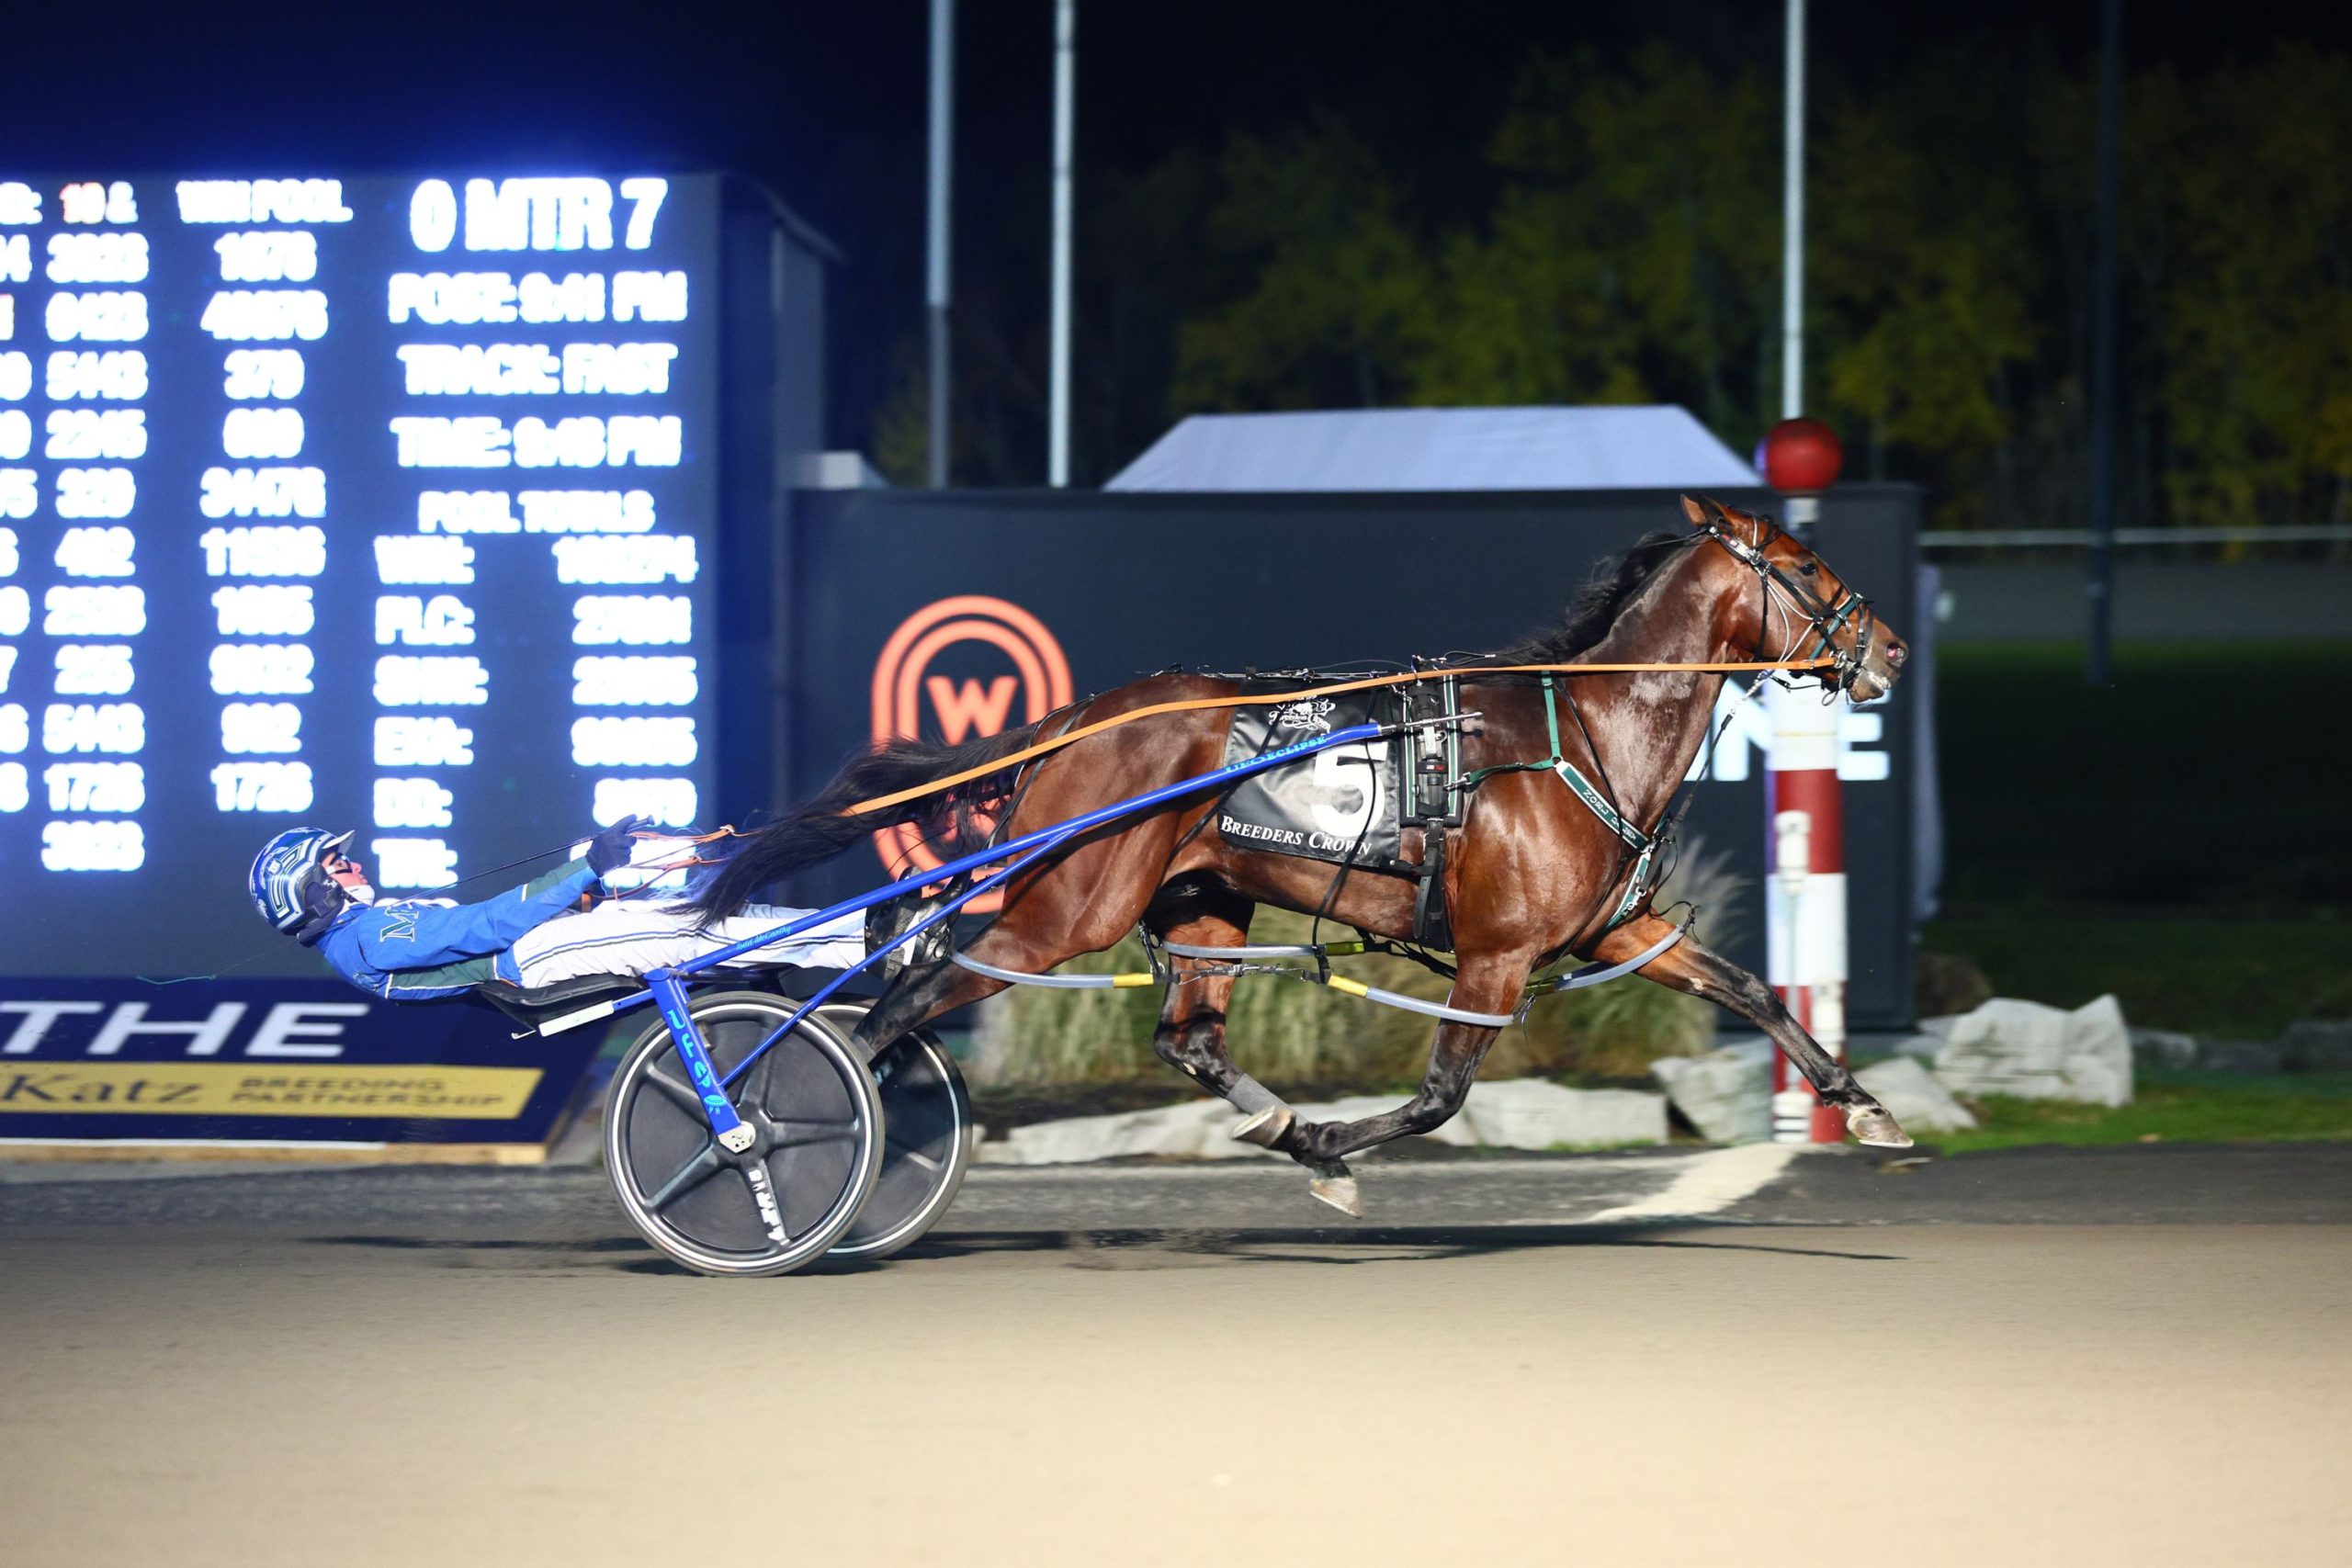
[1690,513,1878,694]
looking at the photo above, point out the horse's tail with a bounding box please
[688,721,1047,919]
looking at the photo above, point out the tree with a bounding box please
[1412,48,1781,431]
[2150,48,2352,529]
[1171,117,1437,412]
[895,38,2352,533]
[1811,57,2042,525]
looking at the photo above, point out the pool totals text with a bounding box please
[0,173,721,956]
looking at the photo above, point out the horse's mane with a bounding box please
[1480,529,1697,666]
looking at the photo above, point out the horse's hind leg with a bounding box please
[851,879,1170,1062]
[1271,950,1537,1215]
[1590,913,1910,1147]
[850,951,1004,1060]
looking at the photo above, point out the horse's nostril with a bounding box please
[1886,642,1909,667]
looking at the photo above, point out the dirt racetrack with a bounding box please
[2,1151,2347,1567]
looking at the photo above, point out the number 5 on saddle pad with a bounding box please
[1216,681,1415,875]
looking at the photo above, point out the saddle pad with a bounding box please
[1216,682,1412,876]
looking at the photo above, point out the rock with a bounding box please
[1652,1049,1771,1144]
[978,1099,1242,1166]
[1457,1080,1667,1150]
[1890,1015,1962,1058]
[2281,1020,2352,1073]
[2130,1027,2201,1071]
[1932,994,2133,1106]
[1712,1033,1777,1066]
[2196,1038,2285,1075]
[1852,1056,1977,1134]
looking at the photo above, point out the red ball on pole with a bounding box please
[1760,417,1844,495]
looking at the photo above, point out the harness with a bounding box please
[1433,512,1883,936]
[1704,510,1878,693]
[1453,677,1662,932]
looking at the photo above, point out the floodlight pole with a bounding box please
[1047,0,1076,488]
[2087,0,2122,684]
[926,0,956,488]
[1781,0,1805,422]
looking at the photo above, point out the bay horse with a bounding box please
[694,496,1913,1213]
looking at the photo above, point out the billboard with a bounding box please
[0,170,819,1149]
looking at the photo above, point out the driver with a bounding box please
[247,819,866,1002]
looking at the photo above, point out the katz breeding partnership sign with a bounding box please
[0,976,595,1153]
[0,1063,539,1119]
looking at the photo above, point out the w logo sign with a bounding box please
[870,596,1074,908]
[925,674,1020,744]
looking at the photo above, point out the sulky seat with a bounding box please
[467,964,863,1034]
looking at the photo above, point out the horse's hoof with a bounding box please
[1847,1105,1913,1148]
[1231,1105,1295,1148]
[1308,1173,1364,1219]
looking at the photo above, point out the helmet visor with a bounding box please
[287,830,356,918]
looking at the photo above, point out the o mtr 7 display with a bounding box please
[0,174,722,981]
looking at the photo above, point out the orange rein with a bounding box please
[842,656,1835,818]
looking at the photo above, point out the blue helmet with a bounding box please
[249,827,354,931]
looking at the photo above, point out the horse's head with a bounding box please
[1679,494,1908,703]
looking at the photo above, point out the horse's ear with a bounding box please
[1679,495,1712,527]
[1710,498,1762,536]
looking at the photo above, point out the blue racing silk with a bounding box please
[311,859,599,1000]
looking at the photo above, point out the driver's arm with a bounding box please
[356,859,599,969]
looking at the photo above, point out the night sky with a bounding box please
[6,1,2341,461]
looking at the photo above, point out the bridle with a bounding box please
[1690,510,1879,694]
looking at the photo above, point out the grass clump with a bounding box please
[1936,1071,2352,1155]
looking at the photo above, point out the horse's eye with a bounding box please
[1798,562,1818,578]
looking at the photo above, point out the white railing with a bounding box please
[1919,525,2352,549]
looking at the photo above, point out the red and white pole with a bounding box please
[1765,661,1846,1142]
[1761,419,1846,1144]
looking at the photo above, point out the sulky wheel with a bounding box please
[814,1000,974,1261]
[604,990,884,1277]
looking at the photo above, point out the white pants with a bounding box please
[508,900,867,988]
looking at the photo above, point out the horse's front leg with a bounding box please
[1590,913,1910,1147]
[1271,951,1534,1217]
